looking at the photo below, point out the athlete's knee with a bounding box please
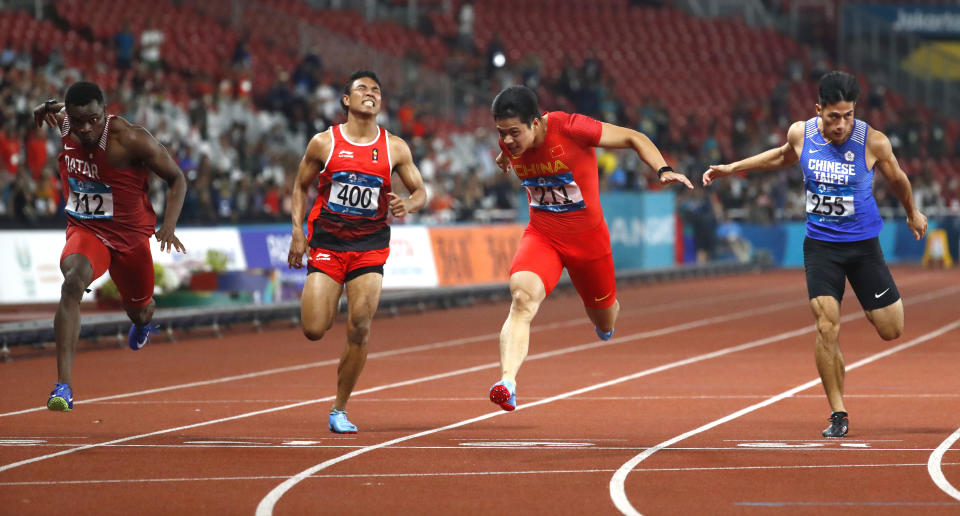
[509,288,541,320]
[876,322,902,341]
[815,316,840,341]
[302,323,327,341]
[60,272,89,301]
[346,315,372,345]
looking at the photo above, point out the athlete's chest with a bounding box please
[803,142,866,186]
[326,134,392,179]
[321,137,392,218]
[60,139,135,181]
[509,133,585,180]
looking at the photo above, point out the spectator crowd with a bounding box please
[1,1,957,268]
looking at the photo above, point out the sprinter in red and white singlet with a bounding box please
[486,85,692,412]
[288,71,427,434]
[33,81,187,412]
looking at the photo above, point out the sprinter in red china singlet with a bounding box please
[487,85,692,412]
[287,70,427,433]
[33,81,187,412]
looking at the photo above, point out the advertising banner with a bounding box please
[428,225,524,286]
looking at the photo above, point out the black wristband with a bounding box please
[44,98,58,112]
[657,166,673,179]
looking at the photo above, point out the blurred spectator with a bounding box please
[114,22,135,70]
[457,1,475,51]
[140,22,164,69]
[0,0,956,234]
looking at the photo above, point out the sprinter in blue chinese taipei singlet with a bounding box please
[703,71,927,438]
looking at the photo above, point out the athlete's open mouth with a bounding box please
[362,100,375,107]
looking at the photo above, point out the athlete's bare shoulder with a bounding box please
[864,124,890,147]
[305,128,333,164]
[109,116,161,155]
[387,133,413,165]
[786,120,805,141]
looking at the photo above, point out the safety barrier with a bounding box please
[0,259,770,352]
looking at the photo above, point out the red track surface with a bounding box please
[1,267,959,515]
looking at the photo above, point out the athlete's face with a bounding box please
[816,101,855,144]
[66,101,106,148]
[343,77,382,116]
[495,117,540,156]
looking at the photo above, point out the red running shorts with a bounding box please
[60,225,155,307]
[509,222,616,309]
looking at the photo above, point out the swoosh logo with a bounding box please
[64,145,77,150]
[808,149,821,154]
[874,288,890,299]
[130,295,150,303]
[594,292,612,302]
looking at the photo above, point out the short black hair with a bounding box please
[65,81,105,107]
[341,70,382,113]
[818,71,859,107]
[492,85,541,126]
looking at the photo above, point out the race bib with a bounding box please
[805,182,855,222]
[522,172,585,213]
[66,177,113,220]
[328,171,382,218]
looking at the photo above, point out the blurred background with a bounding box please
[0,0,957,321]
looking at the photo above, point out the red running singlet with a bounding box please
[307,124,394,251]
[57,114,156,251]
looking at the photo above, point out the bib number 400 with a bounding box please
[335,184,373,209]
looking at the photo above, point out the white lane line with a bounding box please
[7,462,960,487]
[254,286,960,515]
[0,296,807,475]
[609,318,960,516]
[83,393,960,404]
[0,285,801,419]
[928,427,960,501]
[0,443,947,452]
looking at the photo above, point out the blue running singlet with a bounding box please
[800,117,883,242]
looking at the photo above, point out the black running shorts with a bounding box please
[803,236,900,310]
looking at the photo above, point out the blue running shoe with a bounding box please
[328,409,358,434]
[128,324,159,350]
[489,380,516,411]
[595,327,614,341]
[47,383,73,412]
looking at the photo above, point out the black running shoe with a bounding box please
[822,411,849,438]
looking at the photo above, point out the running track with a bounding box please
[1,267,959,515]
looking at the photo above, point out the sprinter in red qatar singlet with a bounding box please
[58,114,157,251]
[287,71,427,433]
[486,86,692,413]
[34,81,187,412]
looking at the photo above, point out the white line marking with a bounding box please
[0,297,810,476]
[928,427,960,501]
[82,393,960,405]
[0,443,946,452]
[5,462,960,487]
[0,285,800,418]
[609,318,960,516]
[255,286,960,515]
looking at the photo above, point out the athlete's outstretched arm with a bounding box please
[387,135,427,218]
[869,129,928,240]
[703,121,804,186]
[125,123,187,254]
[597,123,693,189]
[288,132,330,269]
